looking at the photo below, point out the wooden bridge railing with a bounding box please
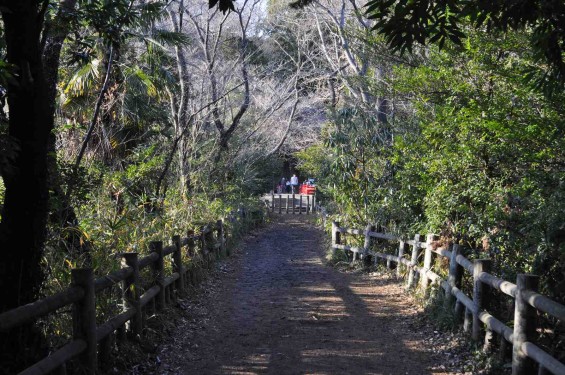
[331,221,565,375]
[0,209,257,375]
[263,193,316,214]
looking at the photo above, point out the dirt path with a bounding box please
[139,216,458,375]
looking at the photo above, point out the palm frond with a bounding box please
[135,1,167,26]
[145,30,192,49]
[125,65,158,98]
[64,58,101,97]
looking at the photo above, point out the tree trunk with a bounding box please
[42,0,81,242]
[0,0,53,371]
[177,133,190,196]
[168,6,192,198]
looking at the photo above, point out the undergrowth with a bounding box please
[39,187,266,361]
[420,286,510,374]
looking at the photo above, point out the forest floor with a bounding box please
[121,215,487,375]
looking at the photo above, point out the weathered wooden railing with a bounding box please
[331,221,565,375]
[263,193,316,214]
[0,210,257,375]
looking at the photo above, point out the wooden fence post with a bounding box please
[286,195,289,214]
[306,195,310,215]
[464,308,472,333]
[312,194,316,213]
[186,230,195,257]
[407,234,422,289]
[98,332,114,372]
[205,225,216,261]
[122,252,142,336]
[397,240,408,278]
[213,223,220,258]
[141,285,153,327]
[299,195,303,215]
[472,259,491,342]
[447,245,463,312]
[199,226,209,267]
[292,193,296,214]
[421,234,436,291]
[512,274,539,375]
[187,230,199,284]
[71,268,97,374]
[165,283,172,306]
[271,192,274,212]
[202,226,209,263]
[363,224,375,267]
[499,335,510,363]
[150,241,166,310]
[278,194,282,214]
[452,250,468,332]
[222,218,231,256]
[172,235,184,294]
[217,220,226,256]
[331,221,341,257]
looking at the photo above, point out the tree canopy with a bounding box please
[364,0,565,93]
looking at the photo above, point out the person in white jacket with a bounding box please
[290,174,299,193]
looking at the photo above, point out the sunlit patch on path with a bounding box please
[141,216,455,375]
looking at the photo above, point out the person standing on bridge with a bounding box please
[290,174,299,194]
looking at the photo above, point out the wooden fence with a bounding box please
[331,221,565,375]
[263,193,316,214]
[0,209,259,375]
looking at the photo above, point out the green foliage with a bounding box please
[394,31,565,286]
[295,143,330,180]
[364,0,565,94]
[297,27,565,298]
[57,161,103,208]
[0,60,16,87]
[365,0,465,51]
[106,144,164,203]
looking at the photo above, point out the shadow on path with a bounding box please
[154,216,436,375]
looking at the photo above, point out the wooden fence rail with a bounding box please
[0,209,257,375]
[330,221,565,375]
[262,193,316,214]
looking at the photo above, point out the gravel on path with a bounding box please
[134,215,474,375]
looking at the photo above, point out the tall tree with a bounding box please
[0,0,231,371]
[0,0,54,368]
